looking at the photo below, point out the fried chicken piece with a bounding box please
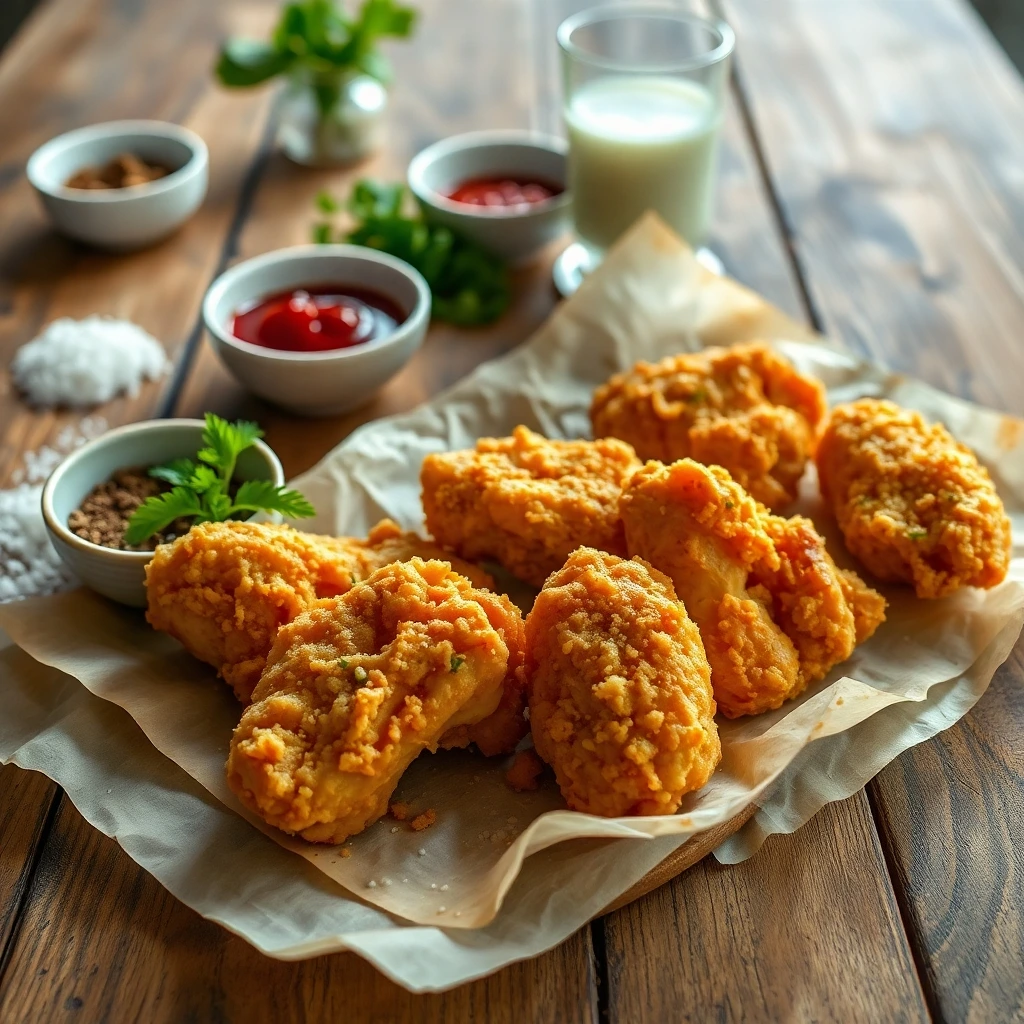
[620,460,885,717]
[145,519,495,704]
[226,558,525,843]
[525,547,720,816]
[421,425,641,588]
[816,399,1013,598]
[591,341,827,508]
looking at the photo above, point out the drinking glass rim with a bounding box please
[557,5,735,74]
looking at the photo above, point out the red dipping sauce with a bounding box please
[232,286,406,353]
[445,176,562,209]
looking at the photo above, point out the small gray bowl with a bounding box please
[41,419,284,608]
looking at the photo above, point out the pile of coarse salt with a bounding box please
[0,417,106,603]
[10,316,169,408]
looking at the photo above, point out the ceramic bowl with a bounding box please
[407,130,571,264]
[202,244,431,417]
[26,120,208,251]
[41,419,284,608]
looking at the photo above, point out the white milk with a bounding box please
[566,76,721,252]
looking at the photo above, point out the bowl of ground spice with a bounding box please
[41,419,284,607]
[27,120,208,250]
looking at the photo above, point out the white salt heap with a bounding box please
[0,417,106,603]
[10,316,169,408]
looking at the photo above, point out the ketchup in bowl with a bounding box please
[445,176,562,210]
[232,286,406,353]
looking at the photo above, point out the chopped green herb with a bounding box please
[686,389,707,403]
[354,665,369,682]
[907,528,928,540]
[724,501,734,510]
[450,654,465,673]
[124,413,315,546]
[313,179,510,326]
[350,573,358,585]
[338,658,349,669]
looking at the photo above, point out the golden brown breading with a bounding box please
[146,521,370,702]
[145,519,496,705]
[816,399,1012,599]
[591,341,827,509]
[226,558,525,843]
[526,547,720,816]
[421,425,641,588]
[620,460,885,717]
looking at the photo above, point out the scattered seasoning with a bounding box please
[440,884,449,892]
[506,749,545,792]
[417,848,426,856]
[367,879,377,889]
[68,467,190,550]
[65,153,170,190]
[410,809,436,832]
[338,658,349,669]
[0,418,106,603]
[11,317,169,409]
[449,654,465,673]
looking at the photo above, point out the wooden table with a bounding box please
[1,0,1022,1019]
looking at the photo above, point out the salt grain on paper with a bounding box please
[11,316,169,409]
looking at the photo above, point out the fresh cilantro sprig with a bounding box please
[313,180,511,326]
[216,0,416,115]
[124,414,315,546]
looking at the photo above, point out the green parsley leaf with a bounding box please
[315,190,339,214]
[450,654,465,673]
[907,528,928,540]
[338,658,349,669]
[215,39,295,87]
[232,480,316,519]
[148,458,198,487]
[124,488,204,546]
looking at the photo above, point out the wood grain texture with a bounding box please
[0,799,597,1024]
[603,795,929,1023]
[722,1,1024,1020]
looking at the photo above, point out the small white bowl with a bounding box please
[202,245,431,417]
[408,130,571,264]
[42,419,284,608]
[27,120,209,251]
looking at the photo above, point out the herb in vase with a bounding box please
[215,0,417,166]
[122,414,314,547]
[314,180,511,326]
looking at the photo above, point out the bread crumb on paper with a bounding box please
[410,809,436,832]
[389,801,412,821]
[506,749,544,792]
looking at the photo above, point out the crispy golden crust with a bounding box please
[145,519,495,705]
[146,521,370,702]
[591,341,827,509]
[226,558,524,843]
[620,460,885,717]
[525,547,720,816]
[816,399,1012,599]
[421,425,641,588]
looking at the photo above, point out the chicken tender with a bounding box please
[591,341,826,509]
[817,399,1011,599]
[146,519,494,704]
[620,459,885,717]
[421,425,641,588]
[226,558,524,843]
[526,547,720,816]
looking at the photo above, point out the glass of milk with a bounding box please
[556,5,734,279]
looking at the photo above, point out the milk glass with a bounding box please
[558,5,734,263]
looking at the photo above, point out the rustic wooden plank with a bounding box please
[0,0,279,1003]
[603,795,928,1022]
[0,799,596,1023]
[722,0,1024,1019]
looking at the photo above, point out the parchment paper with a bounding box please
[1,215,1022,984]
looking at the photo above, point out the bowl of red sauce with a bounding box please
[408,130,570,264]
[203,245,430,416]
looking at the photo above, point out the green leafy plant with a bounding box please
[314,180,511,326]
[215,0,417,115]
[124,414,315,546]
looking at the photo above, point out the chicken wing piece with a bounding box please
[591,341,827,509]
[421,425,641,588]
[226,558,525,843]
[816,399,1012,599]
[146,518,494,704]
[620,459,885,717]
[146,521,371,702]
[526,547,720,816]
